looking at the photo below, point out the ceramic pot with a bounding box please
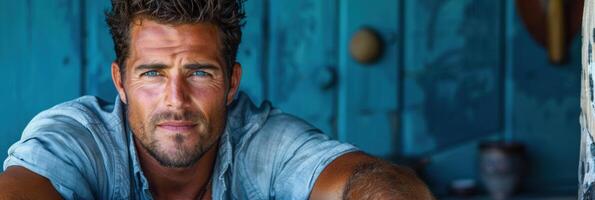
[479,141,526,200]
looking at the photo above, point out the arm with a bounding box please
[0,166,62,200]
[310,152,434,200]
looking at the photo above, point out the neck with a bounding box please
[135,138,218,200]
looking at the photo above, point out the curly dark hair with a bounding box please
[106,0,246,77]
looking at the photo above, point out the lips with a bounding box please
[156,121,197,132]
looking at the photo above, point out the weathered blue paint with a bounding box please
[401,0,579,196]
[84,0,117,101]
[0,0,83,159]
[237,0,269,104]
[402,0,503,156]
[400,0,507,196]
[338,0,401,158]
[507,0,580,194]
[236,0,267,106]
[267,0,339,136]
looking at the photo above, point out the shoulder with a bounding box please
[233,102,329,162]
[230,105,357,199]
[254,112,321,144]
[20,95,125,144]
[224,93,358,198]
[32,95,119,127]
[225,93,319,149]
[17,96,113,146]
[228,111,321,198]
[14,96,126,157]
[3,95,127,199]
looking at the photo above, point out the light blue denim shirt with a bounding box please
[3,92,357,199]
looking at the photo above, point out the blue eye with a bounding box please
[192,71,208,77]
[142,71,160,77]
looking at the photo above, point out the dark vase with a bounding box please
[479,141,526,200]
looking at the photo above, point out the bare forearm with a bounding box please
[342,160,434,200]
[0,167,62,200]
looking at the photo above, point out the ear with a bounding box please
[111,62,128,104]
[226,63,242,105]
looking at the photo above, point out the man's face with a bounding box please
[112,19,241,168]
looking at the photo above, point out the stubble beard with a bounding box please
[143,130,216,168]
[127,107,220,168]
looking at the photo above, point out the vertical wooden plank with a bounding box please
[401,0,503,156]
[0,1,32,160]
[268,0,338,136]
[84,0,116,102]
[338,0,400,157]
[237,0,267,105]
[0,0,82,159]
[579,0,594,198]
[29,0,83,105]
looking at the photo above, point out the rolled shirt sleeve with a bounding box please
[3,101,114,199]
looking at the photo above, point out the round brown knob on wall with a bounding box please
[349,27,384,64]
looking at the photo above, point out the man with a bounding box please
[0,0,432,199]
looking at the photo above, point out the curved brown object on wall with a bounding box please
[547,0,566,64]
[516,0,583,63]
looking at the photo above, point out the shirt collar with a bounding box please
[211,123,233,199]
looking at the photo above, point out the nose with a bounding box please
[164,74,189,109]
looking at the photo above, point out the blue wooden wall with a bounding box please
[420,0,580,195]
[0,0,83,161]
[0,0,580,197]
